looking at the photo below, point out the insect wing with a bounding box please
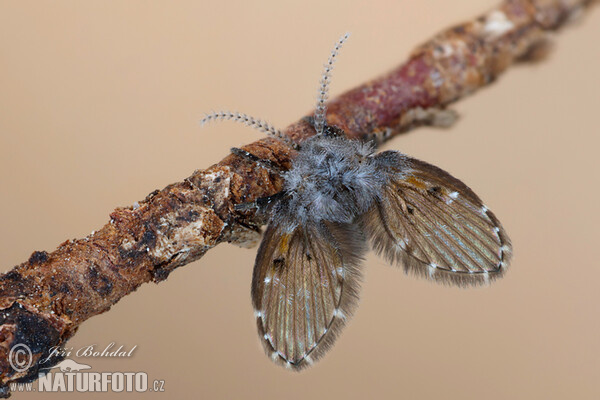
[251,222,365,369]
[363,154,512,286]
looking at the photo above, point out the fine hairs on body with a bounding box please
[201,33,512,370]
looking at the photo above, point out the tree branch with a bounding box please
[0,0,595,395]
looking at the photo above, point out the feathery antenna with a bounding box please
[200,111,298,149]
[313,33,350,136]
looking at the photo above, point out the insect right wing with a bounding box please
[362,152,512,287]
[251,221,366,369]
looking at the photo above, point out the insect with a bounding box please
[200,33,512,370]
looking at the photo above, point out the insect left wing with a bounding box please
[363,153,512,287]
[251,222,365,369]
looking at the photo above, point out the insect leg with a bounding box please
[230,147,283,175]
[235,192,285,213]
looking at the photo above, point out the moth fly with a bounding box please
[201,33,512,370]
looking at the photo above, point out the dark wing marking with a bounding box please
[363,154,512,287]
[251,222,366,369]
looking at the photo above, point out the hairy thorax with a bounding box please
[277,135,387,226]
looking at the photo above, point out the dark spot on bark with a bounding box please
[0,271,36,299]
[1,271,23,283]
[144,189,160,202]
[28,251,49,265]
[214,176,222,183]
[177,210,200,223]
[140,228,156,248]
[407,206,414,215]
[14,308,59,354]
[305,252,312,261]
[87,266,113,297]
[0,303,64,384]
[118,247,136,260]
[151,252,183,282]
[152,267,170,282]
[50,282,72,298]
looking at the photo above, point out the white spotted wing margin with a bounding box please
[251,222,366,370]
[363,152,512,287]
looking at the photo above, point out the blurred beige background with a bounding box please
[1,1,599,399]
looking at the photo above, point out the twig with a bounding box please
[0,0,595,395]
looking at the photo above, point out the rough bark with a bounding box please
[0,0,595,395]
